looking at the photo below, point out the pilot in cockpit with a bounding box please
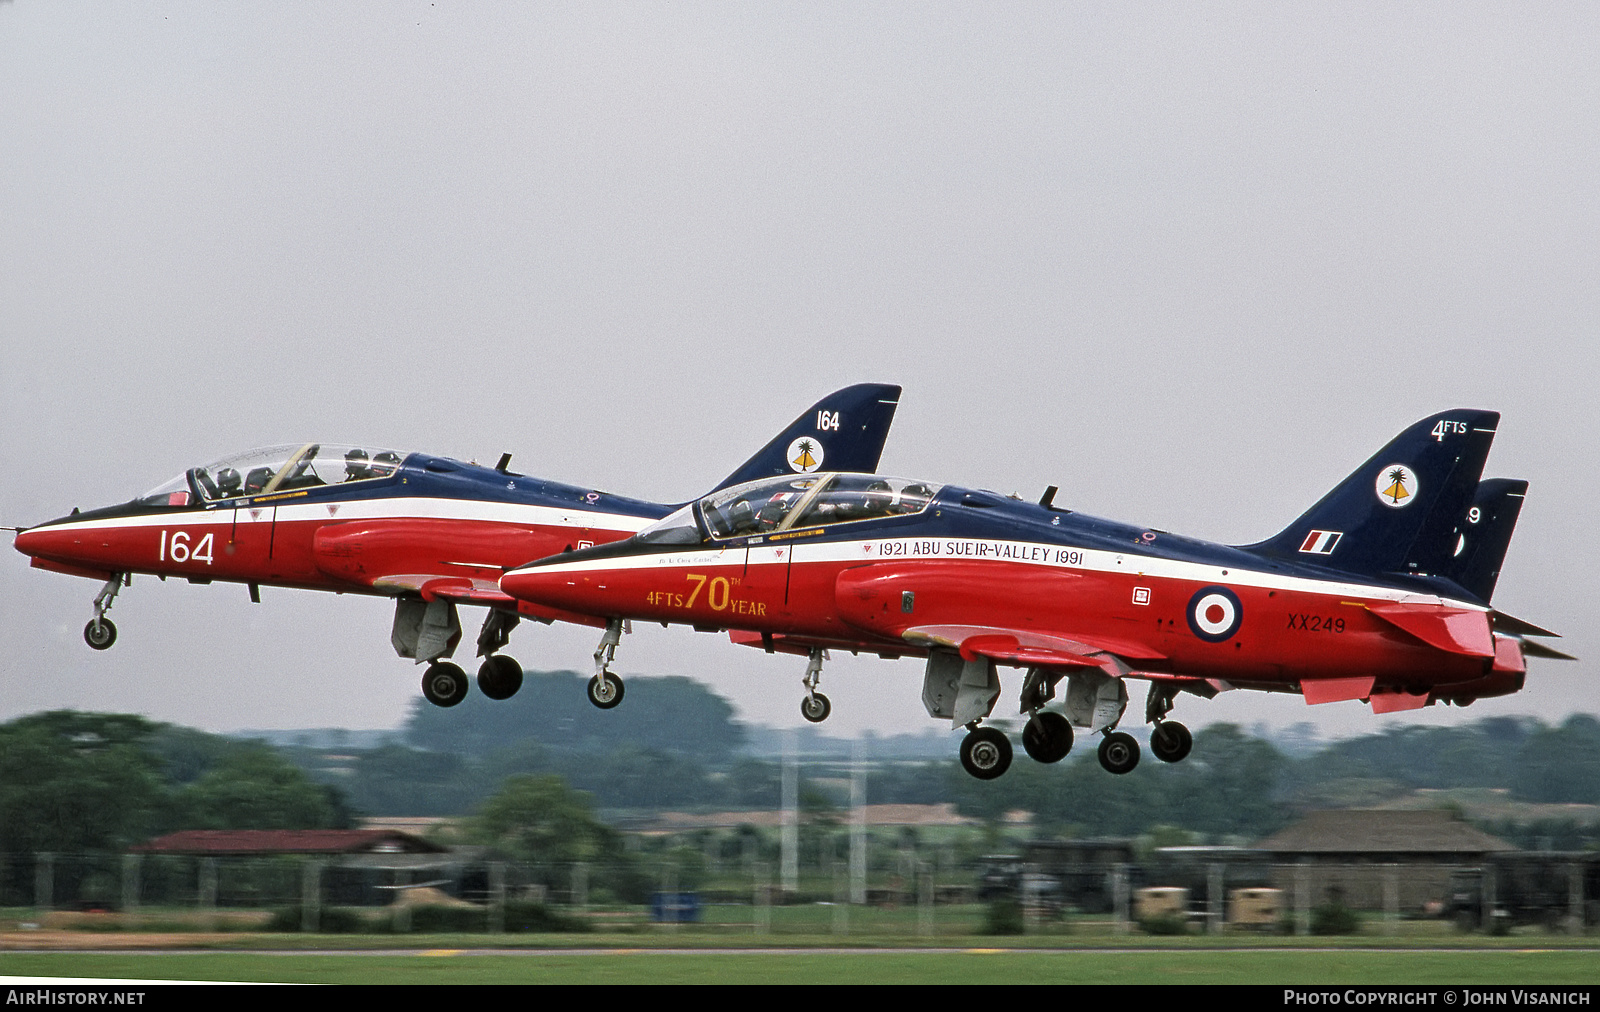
[344,448,372,481]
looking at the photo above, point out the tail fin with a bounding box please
[1436,478,1527,602]
[1241,409,1500,580]
[709,383,902,492]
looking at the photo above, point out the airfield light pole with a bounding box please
[851,741,867,906]
[782,732,798,897]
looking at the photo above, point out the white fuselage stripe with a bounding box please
[512,535,1485,612]
[30,498,658,536]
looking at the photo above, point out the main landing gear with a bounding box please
[948,668,1203,782]
[1021,711,1073,764]
[82,573,127,650]
[960,724,1013,780]
[799,647,831,723]
[1144,682,1192,764]
[396,599,527,708]
[588,618,625,709]
[422,662,469,707]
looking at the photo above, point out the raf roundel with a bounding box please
[1187,586,1243,643]
[1375,463,1418,509]
[787,436,825,473]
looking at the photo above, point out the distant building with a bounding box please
[1255,809,1518,912]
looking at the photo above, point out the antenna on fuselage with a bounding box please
[1039,485,1058,508]
[496,453,513,473]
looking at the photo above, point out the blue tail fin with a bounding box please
[710,383,902,492]
[1241,409,1500,580]
[1436,478,1527,602]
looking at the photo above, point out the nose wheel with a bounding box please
[798,646,832,722]
[587,672,624,709]
[588,619,626,709]
[422,662,469,707]
[82,573,126,650]
[83,618,117,651]
[800,692,831,723]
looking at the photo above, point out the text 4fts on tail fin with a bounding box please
[1241,409,1499,581]
[710,383,901,493]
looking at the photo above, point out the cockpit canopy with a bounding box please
[137,443,406,507]
[638,472,941,545]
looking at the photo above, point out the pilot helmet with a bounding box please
[344,448,370,479]
[864,479,894,513]
[216,467,243,496]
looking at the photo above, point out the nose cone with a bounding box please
[499,563,571,607]
[15,520,68,559]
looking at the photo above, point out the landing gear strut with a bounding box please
[799,647,831,723]
[588,618,625,709]
[83,573,127,650]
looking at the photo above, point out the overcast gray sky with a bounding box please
[2,3,1596,743]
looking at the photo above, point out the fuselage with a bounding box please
[14,443,670,612]
[499,473,1523,702]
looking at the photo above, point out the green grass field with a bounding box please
[4,948,1600,985]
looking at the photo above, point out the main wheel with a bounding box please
[800,692,831,723]
[422,662,469,707]
[1022,711,1074,763]
[1150,720,1193,763]
[959,726,1014,780]
[477,655,524,701]
[587,672,624,709]
[1097,731,1140,774]
[83,618,117,650]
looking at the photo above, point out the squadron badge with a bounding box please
[787,437,824,473]
[1375,464,1417,508]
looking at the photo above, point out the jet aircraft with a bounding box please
[498,409,1571,780]
[13,384,901,710]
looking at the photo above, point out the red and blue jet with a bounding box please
[498,409,1571,779]
[13,384,901,710]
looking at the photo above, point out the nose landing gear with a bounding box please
[83,573,127,651]
[588,618,626,709]
[799,647,831,723]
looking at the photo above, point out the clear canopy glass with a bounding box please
[137,443,406,506]
[636,473,940,545]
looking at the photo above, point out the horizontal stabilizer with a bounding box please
[1520,639,1579,661]
[1366,601,1495,658]
[1491,610,1561,639]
